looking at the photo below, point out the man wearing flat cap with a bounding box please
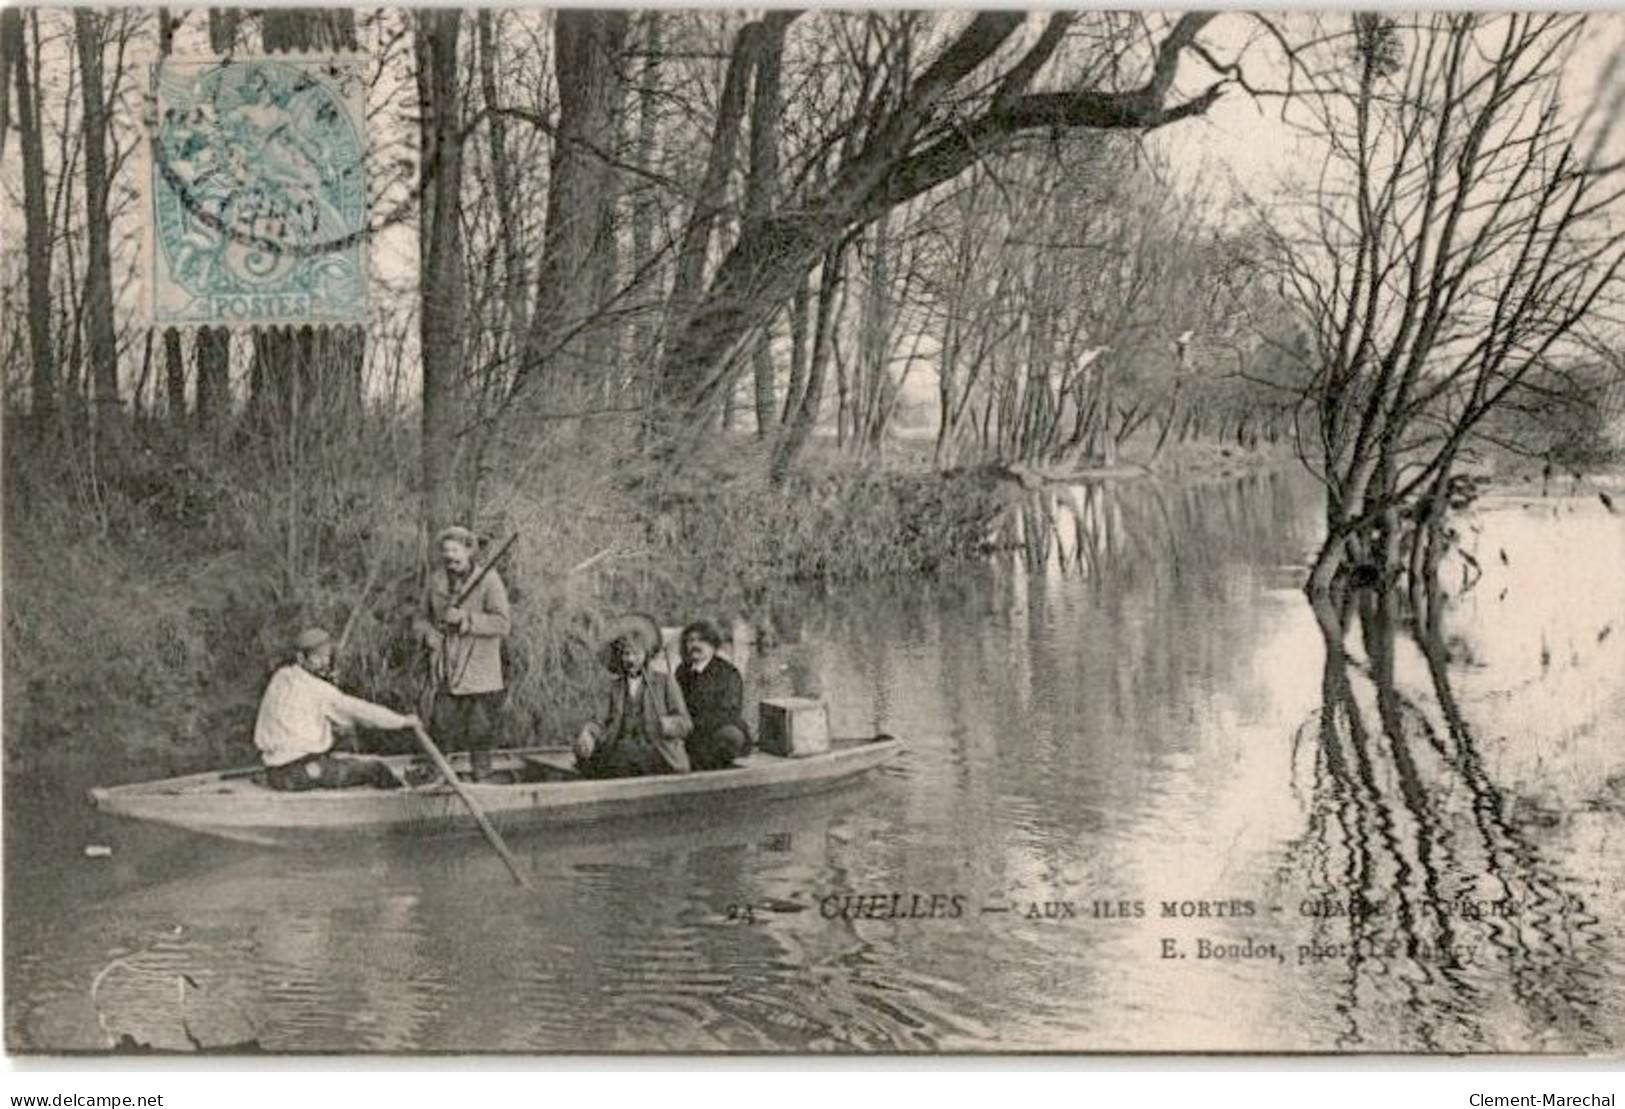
[413,525,512,781]
[253,627,418,790]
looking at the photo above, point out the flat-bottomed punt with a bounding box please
[88,736,902,846]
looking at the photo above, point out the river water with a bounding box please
[7,469,1624,1053]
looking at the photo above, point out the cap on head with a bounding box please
[436,525,477,549]
[294,627,332,653]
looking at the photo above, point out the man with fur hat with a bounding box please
[574,613,693,779]
[413,525,512,781]
[254,627,417,790]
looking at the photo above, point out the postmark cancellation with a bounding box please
[146,56,368,328]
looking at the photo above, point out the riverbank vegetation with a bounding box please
[3,11,1621,765]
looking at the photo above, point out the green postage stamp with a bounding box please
[147,56,368,327]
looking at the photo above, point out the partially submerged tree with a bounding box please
[1261,13,1625,598]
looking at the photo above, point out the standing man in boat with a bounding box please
[574,614,693,778]
[255,627,418,790]
[415,525,512,781]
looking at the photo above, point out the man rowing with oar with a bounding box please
[413,525,512,782]
[254,627,418,791]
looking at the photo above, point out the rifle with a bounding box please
[449,531,519,612]
[419,532,518,719]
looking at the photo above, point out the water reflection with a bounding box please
[988,470,1314,589]
[7,474,1621,1053]
[1294,562,1612,1052]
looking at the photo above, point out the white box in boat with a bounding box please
[758,697,830,757]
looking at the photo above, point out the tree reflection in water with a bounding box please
[1296,577,1607,1052]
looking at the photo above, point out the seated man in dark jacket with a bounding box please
[675,619,753,771]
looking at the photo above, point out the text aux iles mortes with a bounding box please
[1064,899,1259,918]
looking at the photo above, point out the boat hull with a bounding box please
[88,737,901,845]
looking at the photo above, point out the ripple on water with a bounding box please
[7,477,1621,1054]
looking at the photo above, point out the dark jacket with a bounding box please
[675,657,750,742]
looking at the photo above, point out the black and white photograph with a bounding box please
[2,5,1624,1060]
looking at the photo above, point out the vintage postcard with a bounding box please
[2,7,1623,1058]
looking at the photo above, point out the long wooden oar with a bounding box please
[411,723,530,889]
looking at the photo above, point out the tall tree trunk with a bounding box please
[746,15,788,437]
[163,330,186,425]
[5,9,56,434]
[74,9,121,452]
[628,12,662,370]
[750,328,775,437]
[855,216,891,453]
[478,10,528,350]
[781,272,810,425]
[157,8,186,427]
[591,78,626,402]
[664,19,760,342]
[195,327,229,431]
[771,245,846,482]
[0,8,12,158]
[513,10,629,400]
[417,10,468,534]
[194,8,239,431]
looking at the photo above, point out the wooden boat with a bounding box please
[88,735,902,846]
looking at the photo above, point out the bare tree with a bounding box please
[915,139,1259,468]
[193,7,238,434]
[418,9,467,534]
[154,8,185,428]
[477,10,529,353]
[73,9,120,448]
[1263,14,1625,597]
[653,12,1229,442]
[512,10,629,401]
[3,8,57,432]
[745,13,791,437]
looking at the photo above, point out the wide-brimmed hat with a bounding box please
[598,612,663,671]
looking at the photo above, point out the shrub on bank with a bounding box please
[659,466,1008,598]
[3,421,1009,763]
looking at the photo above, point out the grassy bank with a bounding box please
[1,419,1013,768]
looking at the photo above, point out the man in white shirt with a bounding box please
[254,627,420,791]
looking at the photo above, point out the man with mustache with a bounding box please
[675,619,753,771]
[414,525,512,781]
